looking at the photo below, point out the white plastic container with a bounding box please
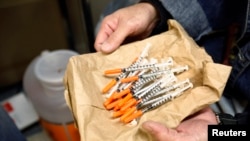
[23,49,80,141]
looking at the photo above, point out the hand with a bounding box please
[94,3,159,53]
[142,107,218,141]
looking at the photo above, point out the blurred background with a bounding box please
[0,0,131,140]
[0,0,140,140]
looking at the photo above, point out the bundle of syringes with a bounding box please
[101,44,193,124]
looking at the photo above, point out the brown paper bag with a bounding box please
[64,20,231,141]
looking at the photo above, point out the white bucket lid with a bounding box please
[34,49,78,90]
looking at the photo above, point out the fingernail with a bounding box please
[101,42,112,52]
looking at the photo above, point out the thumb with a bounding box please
[142,121,178,141]
[100,25,131,53]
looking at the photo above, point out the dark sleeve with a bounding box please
[139,0,173,35]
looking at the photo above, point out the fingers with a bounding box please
[142,120,178,141]
[94,17,118,52]
[101,30,129,53]
[94,3,159,53]
[95,22,131,53]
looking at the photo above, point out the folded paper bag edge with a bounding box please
[63,19,231,141]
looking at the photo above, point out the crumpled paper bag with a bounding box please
[63,20,232,141]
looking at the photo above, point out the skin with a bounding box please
[94,3,218,141]
[141,107,217,141]
[94,3,159,53]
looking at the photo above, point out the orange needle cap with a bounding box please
[105,99,121,110]
[113,88,130,99]
[104,68,122,75]
[117,93,133,108]
[102,79,117,94]
[120,98,137,112]
[120,106,136,122]
[112,110,125,118]
[121,76,139,83]
[123,110,143,123]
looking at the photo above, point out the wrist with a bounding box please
[139,0,172,35]
[214,112,238,125]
